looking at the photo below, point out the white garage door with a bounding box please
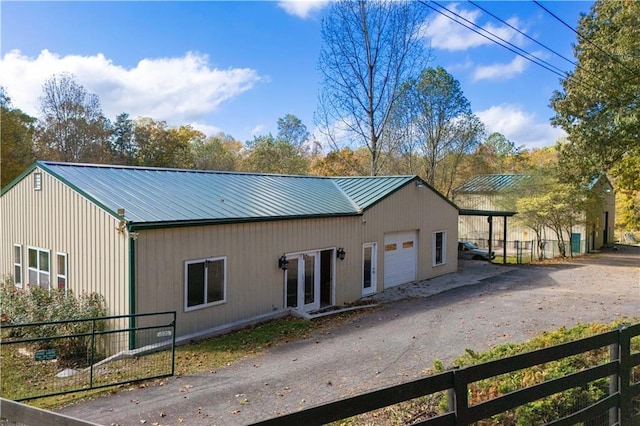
[383,231,417,289]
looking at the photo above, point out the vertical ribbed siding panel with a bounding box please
[363,183,459,289]
[135,214,363,337]
[0,169,129,319]
[129,183,458,338]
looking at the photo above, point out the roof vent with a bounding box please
[34,172,42,191]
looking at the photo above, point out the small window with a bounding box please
[385,243,397,251]
[433,231,446,266]
[34,172,42,191]
[14,244,23,288]
[184,257,226,311]
[57,253,68,293]
[28,247,50,290]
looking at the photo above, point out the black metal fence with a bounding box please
[466,239,587,264]
[253,323,640,425]
[0,311,175,401]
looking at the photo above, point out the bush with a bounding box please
[1,276,109,365]
[441,320,639,425]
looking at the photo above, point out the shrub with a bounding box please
[442,320,639,425]
[1,276,109,365]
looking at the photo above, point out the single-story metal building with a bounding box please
[1,162,459,339]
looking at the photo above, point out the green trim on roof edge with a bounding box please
[35,161,126,221]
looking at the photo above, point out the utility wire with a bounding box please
[468,0,577,68]
[533,0,640,80]
[420,0,568,80]
[420,0,625,101]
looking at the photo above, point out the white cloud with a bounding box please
[250,124,266,136]
[0,49,263,131]
[476,104,565,149]
[422,3,523,51]
[473,55,528,81]
[189,122,222,137]
[277,1,330,19]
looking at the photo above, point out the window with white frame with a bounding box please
[14,244,23,288]
[57,253,68,293]
[184,257,226,311]
[433,231,446,266]
[28,247,50,289]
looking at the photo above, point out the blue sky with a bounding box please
[1,1,593,150]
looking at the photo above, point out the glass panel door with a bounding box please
[302,253,320,311]
[362,243,377,296]
[285,257,299,308]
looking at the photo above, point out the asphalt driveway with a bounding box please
[60,246,640,425]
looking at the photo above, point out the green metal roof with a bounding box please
[453,174,531,195]
[35,162,417,229]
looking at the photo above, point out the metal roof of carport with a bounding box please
[28,161,419,230]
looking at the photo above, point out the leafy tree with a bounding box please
[242,134,308,175]
[316,0,429,175]
[110,113,137,165]
[310,147,370,176]
[394,67,485,197]
[480,132,525,174]
[550,0,640,192]
[133,118,203,168]
[33,73,112,163]
[508,170,591,258]
[277,114,310,155]
[1,88,35,187]
[191,132,241,171]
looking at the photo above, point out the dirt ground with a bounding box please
[59,245,640,426]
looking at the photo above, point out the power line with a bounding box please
[420,0,568,80]
[419,0,626,102]
[533,0,640,80]
[467,0,577,68]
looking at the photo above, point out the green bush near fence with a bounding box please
[1,276,108,365]
[435,320,640,425]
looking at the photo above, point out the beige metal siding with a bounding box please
[363,183,458,294]
[0,168,129,318]
[135,183,459,337]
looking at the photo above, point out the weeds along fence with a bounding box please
[0,311,176,401]
[253,323,640,426]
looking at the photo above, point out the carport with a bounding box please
[458,209,517,264]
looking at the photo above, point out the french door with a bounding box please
[285,252,320,312]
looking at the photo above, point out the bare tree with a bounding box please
[35,73,111,162]
[316,0,430,175]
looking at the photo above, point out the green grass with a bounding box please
[4,311,368,409]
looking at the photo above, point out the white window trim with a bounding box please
[27,246,51,290]
[184,256,227,312]
[14,244,23,288]
[56,252,68,294]
[432,230,447,266]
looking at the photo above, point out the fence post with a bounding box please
[453,368,469,424]
[609,339,619,425]
[89,318,96,388]
[618,325,632,424]
[171,312,176,377]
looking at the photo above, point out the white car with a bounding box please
[458,241,495,261]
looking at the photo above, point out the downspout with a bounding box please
[128,229,136,350]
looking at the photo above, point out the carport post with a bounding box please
[487,216,493,263]
[503,216,508,264]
